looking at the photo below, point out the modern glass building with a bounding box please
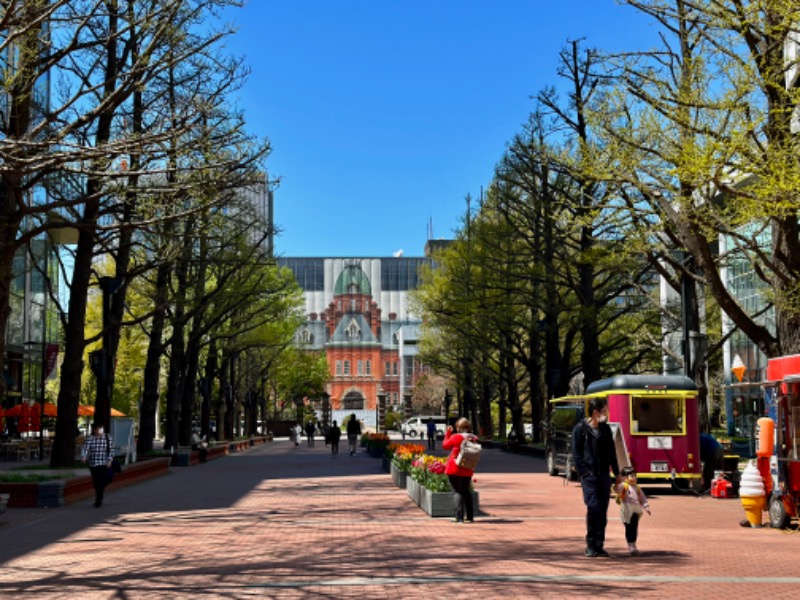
[2,18,60,426]
[720,226,773,445]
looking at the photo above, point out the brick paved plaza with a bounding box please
[1,440,798,599]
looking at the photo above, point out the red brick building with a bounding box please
[278,257,433,428]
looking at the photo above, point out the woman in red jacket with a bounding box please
[443,417,476,523]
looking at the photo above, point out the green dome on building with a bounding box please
[334,265,371,296]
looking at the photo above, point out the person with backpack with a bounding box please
[443,417,480,523]
[572,397,621,557]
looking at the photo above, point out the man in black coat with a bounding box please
[346,413,361,456]
[572,397,620,557]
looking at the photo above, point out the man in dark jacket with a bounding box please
[346,414,361,456]
[572,397,620,557]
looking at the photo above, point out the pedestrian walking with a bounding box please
[614,466,651,555]
[426,417,437,450]
[305,421,316,447]
[328,420,341,457]
[442,417,477,523]
[80,422,115,508]
[572,397,620,557]
[292,422,302,447]
[346,413,361,456]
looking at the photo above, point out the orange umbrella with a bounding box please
[5,403,39,432]
[78,406,126,417]
[4,402,59,417]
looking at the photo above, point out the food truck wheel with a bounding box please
[547,450,559,476]
[768,495,791,529]
[565,456,579,481]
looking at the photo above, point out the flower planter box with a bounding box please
[0,457,171,508]
[390,462,407,489]
[418,486,479,518]
[406,477,421,506]
[368,444,385,458]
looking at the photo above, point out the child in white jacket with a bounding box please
[615,466,651,555]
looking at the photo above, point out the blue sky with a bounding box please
[222,1,658,257]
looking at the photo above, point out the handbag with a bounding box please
[111,458,123,474]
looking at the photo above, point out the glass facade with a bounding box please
[725,226,773,381]
[723,226,773,443]
[277,257,433,293]
[381,258,430,290]
[279,258,324,291]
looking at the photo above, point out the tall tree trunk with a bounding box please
[52,2,120,466]
[106,7,143,421]
[137,260,170,455]
[179,226,208,445]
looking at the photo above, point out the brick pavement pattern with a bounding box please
[1,441,799,599]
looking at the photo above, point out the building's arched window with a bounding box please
[299,329,313,344]
[347,320,361,339]
[343,391,364,410]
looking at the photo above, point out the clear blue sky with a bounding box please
[222,1,658,257]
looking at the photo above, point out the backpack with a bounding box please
[455,434,482,470]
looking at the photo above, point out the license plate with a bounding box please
[651,462,669,473]
[647,436,673,450]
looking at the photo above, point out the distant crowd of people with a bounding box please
[289,413,362,457]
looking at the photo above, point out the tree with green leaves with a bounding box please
[598,0,800,359]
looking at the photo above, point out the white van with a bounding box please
[401,416,447,439]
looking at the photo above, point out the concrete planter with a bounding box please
[418,486,479,518]
[37,481,64,508]
[0,457,171,508]
[390,462,407,489]
[406,477,421,505]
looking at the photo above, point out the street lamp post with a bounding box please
[444,389,452,427]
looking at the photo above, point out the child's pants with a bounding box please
[624,512,640,543]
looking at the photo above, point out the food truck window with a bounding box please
[631,396,682,434]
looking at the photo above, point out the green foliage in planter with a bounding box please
[0,473,68,483]
[12,461,84,470]
[408,455,451,493]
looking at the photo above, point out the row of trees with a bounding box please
[0,1,315,466]
[413,0,800,439]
